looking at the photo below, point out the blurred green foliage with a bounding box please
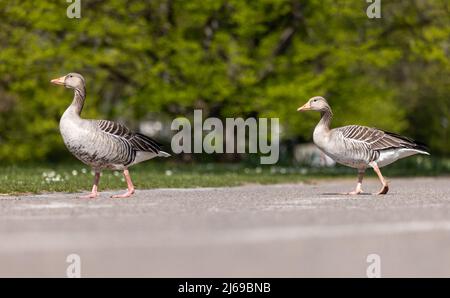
[0,0,449,162]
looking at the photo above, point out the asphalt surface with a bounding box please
[1,177,450,277]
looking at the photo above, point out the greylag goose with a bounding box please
[51,73,170,198]
[297,96,429,195]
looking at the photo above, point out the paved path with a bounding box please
[1,177,450,277]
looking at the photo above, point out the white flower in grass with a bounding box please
[72,170,78,176]
[81,168,87,174]
[165,170,173,176]
[113,171,120,177]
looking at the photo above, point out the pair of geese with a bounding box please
[51,73,429,198]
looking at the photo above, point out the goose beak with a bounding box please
[50,76,66,85]
[297,102,311,112]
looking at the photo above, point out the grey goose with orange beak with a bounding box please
[297,96,429,195]
[51,73,170,198]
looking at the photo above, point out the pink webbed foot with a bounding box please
[341,185,364,195]
[346,189,364,195]
[112,169,135,198]
[80,172,101,199]
[111,189,135,198]
[79,192,99,199]
[377,184,389,195]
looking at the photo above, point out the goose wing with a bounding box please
[338,125,428,152]
[97,120,163,154]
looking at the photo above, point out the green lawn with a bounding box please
[0,163,310,195]
[0,156,448,195]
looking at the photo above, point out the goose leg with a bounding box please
[112,169,135,198]
[79,171,101,199]
[347,169,365,195]
[369,162,389,195]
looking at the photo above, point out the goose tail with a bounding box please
[383,131,430,155]
[158,151,171,157]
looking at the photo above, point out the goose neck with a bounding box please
[70,87,86,115]
[317,108,333,132]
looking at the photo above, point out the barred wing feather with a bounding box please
[97,120,163,154]
[338,125,429,153]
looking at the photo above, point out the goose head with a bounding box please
[51,73,85,89]
[297,96,330,112]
